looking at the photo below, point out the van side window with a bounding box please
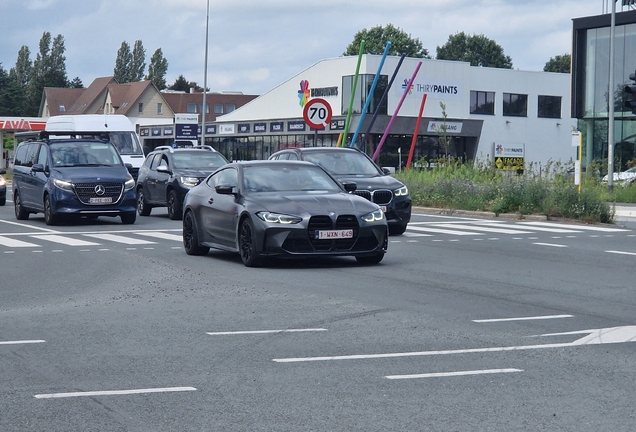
[24,143,39,167]
[14,144,28,166]
[37,145,49,167]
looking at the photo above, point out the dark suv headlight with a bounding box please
[394,185,408,197]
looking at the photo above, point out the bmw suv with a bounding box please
[136,145,229,220]
[12,137,137,225]
[269,147,411,235]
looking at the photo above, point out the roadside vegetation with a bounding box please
[396,158,636,224]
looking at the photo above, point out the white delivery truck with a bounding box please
[45,114,145,177]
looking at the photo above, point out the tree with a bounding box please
[69,77,84,88]
[436,32,512,69]
[544,54,571,73]
[168,75,203,92]
[343,24,430,58]
[28,32,69,115]
[130,40,146,82]
[11,45,32,88]
[114,41,132,83]
[146,48,169,90]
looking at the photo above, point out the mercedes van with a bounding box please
[45,114,145,178]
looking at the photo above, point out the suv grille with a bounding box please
[353,189,393,205]
[74,182,124,205]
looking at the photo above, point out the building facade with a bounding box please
[209,55,576,171]
[572,8,636,171]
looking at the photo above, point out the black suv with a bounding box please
[12,137,137,225]
[269,147,411,234]
[136,145,229,220]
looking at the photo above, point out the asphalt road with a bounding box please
[1,187,636,431]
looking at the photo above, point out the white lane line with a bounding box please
[30,235,100,247]
[402,232,434,237]
[273,326,636,363]
[386,368,523,380]
[83,233,156,245]
[0,235,41,247]
[207,328,327,336]
[434,223,534,235]
[0,340,46,345]
[473,314,573,323]
[0,219,59,232]
[606,250,636,256]
[136,232,183,241]
[34,386,197,399]
[518,221,629,232]
[532,242,567,248]
[407,226,483,236]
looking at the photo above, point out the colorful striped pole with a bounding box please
[349,41,391,148]
[371,61,422,162]
[341,40,365,147]
[406,93,427,169]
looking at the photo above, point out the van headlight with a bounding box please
[53,178,73,191]
[124,178,135,191]
[394,185,408,196]
[361,209,384,223]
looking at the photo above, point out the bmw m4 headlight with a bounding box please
[361,209,385,223]
[124,178,135,191]
[394,185,408,196]
[256,211,302,224]
[53,178,73,191]
[179,176,201,188]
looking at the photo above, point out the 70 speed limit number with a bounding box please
[302,98,333,129]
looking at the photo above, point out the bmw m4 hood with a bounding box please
[249,192,379,215]
[52,166,132,183]
[334,174,404,192]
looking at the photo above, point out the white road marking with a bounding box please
[83,233,156,245]
[0,235,41,247]
[402,232,433,237]
[606,250,636,256]
[136,232,184,241]
[434,223,534,235]
[407,226,483,236]
[532,242,567,248]
[518,221,629,232]
[0,340,45,345]
[473,314,573,323]
[0,219,58,232]
[30,235,100,247]
[386,368,523,380]
[207,328,327,336]
[272,326,636,363]
[34,386,197,399]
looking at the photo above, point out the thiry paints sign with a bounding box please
[494,143,525,171]
[175,114,199,140]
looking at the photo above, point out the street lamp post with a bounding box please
[201,0,210,146]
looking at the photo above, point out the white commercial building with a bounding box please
[208,55,577,171]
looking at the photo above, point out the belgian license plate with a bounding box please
[90,197,112,204]
[316,229,353,240]
[380,206,387,212]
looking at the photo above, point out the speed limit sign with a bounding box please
[303,98,333,129]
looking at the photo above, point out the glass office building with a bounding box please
[572,9,636,170]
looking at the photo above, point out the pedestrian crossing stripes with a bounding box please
[0,221,631,251]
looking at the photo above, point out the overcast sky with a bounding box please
[0,0,626,96]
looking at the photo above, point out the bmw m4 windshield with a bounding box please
[243,164,342,193]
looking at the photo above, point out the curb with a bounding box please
[412,206,549,221]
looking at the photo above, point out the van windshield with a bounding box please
[50,142,123,168]
[105,132,143,156]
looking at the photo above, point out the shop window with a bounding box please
[470,91,495,115]
[538,95,561,118]
[503,93,527,117]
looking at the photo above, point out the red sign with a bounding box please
[0,119,46,131]
[302,98,332,129]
